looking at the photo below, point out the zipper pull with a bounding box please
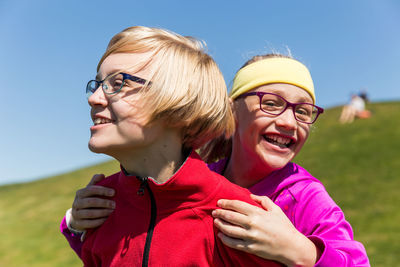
[137,177,148,196]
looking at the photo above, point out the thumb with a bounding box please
[250,194,275,211]
[87,174,106,186]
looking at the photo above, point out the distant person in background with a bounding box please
[339,92,371,124]
[62,54,370,266]
[359,90,369,103]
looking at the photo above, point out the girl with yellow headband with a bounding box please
[207,54,369,266]
[61,54,369,266]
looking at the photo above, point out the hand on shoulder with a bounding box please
[68,174,116,231]
[212,194,319,266]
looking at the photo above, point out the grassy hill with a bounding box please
[0,101,399,266]
[295,100,400,266]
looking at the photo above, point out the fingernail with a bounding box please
[107,189,115,196]
[111,202,116,209]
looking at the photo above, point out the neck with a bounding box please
[224,139,274,189]
[116,130,185,184]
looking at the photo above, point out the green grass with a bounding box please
[0,101,399,266]
[0,160,120,267]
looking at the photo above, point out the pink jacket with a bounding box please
[210,159,370,266]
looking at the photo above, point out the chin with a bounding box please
[88,138,111,154]
[264,155,292,170]
[88,143,104,154]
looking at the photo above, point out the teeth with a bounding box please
[265,134,293,147]
[93,118,112,125]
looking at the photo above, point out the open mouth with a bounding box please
[93,117,114,126]
[263,134,294,148]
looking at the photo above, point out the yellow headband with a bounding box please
[230,57,315,103]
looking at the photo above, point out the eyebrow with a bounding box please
[95,68,121,81]
[293,95,312,103]
[266,87,312,103]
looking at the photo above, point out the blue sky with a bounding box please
[1,0,399,185]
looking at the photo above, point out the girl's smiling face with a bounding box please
[232,83,312,174]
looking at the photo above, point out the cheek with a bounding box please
[235,104,259,131]
[111,99,148,123]
[296,125,310,148]
[242,114,271,134]
[109,98,131,113]
[235,113,256,139]
[236,118,266,153]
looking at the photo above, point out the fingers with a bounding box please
[72,217,110,230]
[70,199,115,230]
[76,185,115,199]
[212,208,250,229]
[72,197,115,210]
[216,232,251,253]
[213,218,249,240]
[250,194,275,211]
[217,199,261,215]
[72,207,114,220]
[87,174,106,186]
[69,174,114,231]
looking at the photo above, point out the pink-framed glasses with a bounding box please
[236,92,324,124]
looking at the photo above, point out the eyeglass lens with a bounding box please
[260,94,318,123]
[102,73,124,94]
[86,73,125,98]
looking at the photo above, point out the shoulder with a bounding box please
[272,164,344,224]
[292,178,336,211]
[214,177,259,206]
[283,163,326,200]
[285,168,339,218]
[291,179,350,236]
[95,172,121,188]
[207,158,228,174]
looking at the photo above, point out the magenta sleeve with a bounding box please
[294,182,370,266]
[60,216,83,258]
[308,235,370,267]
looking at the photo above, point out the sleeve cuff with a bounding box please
[308,235,341,267]
[65,208,86,241]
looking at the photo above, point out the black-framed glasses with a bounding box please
[86,72,150,98]
[236,92,324,124]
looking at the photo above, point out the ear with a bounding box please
[229,98,239,127]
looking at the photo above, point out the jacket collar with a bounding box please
[118,150,221,213]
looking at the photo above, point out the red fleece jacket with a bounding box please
[81,151,281,266]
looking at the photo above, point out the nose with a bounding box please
[88,86,108,107]
[275,107,298,130]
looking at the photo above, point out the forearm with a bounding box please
[278,231,320,267]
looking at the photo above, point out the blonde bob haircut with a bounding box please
[97,26,234,152]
